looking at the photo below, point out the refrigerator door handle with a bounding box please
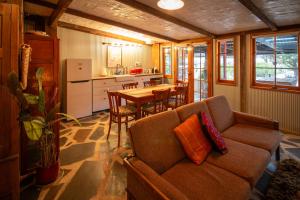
[70,80,90,83]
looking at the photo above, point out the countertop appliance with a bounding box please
[65,59,92,119]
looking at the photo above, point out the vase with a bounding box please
[36,161,59,185]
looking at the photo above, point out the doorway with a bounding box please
[194,45,208,101]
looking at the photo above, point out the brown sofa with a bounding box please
[125,95,282,200]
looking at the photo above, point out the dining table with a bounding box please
[117,84,176,119]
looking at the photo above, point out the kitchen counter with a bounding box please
[92,73,162,80]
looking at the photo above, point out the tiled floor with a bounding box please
[23,111,300,200]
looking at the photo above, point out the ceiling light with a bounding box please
[157,0,184,10]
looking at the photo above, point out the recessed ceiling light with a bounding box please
[157,0,184,10]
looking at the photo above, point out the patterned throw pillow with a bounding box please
[174,114,212,165]
[198,112,228,154]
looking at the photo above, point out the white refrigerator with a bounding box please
[66,59,92,119]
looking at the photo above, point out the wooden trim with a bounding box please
[216,24,300,39]
[24,0,57,9]
[250,32,300,93]
[162,46,172,78]
[124,158,170,200]
[57,21,148,45]
[216,37,237,86]
[240,33,246,112]
[48,0,73,27]
[178,37,212,44]
[237,0,277,31]
[114,0,215,38]
[188,46,194,102]
[65,8,180,43]
[173,46,178,82]
[206,39,213,97]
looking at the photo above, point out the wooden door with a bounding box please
[0,3,20,200]
[21,34,59,174]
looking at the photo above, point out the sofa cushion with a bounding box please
[162,159,251,200]
[222,123,282,154]
[206,138,270,187]
[129,110,186,174]
[176,101,213,122]
[205,95,235,132]
[174,114,212,165]
[198,112,227,154]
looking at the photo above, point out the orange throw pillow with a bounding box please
[174,114,212,165]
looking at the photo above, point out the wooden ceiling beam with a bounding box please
[65,8,181,43]
[238,0,278,31]
[113,0,215,38]
[24,0,57,9]
[48,0,73,27]
[57,21,149,45]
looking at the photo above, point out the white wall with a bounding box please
[57,27,153,77]
[213,37,241,111]
[212,34,300,135]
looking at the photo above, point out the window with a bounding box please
[162,47,172,78]
[217,39,236,85]
[177,47,188,81]
[252,33,299,92]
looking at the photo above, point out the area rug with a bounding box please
[265,159,300,200]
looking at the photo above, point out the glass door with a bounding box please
[194,45,208,101]
[177,47,189,81]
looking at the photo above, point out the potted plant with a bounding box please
[7,67,79,185]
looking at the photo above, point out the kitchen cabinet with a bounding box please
[92,74,162,112]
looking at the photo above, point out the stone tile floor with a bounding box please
[22,111,300,200]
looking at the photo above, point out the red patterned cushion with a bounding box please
[198,112,228,154]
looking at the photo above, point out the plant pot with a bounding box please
[36,161,59,185]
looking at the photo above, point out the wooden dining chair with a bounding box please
[168,86,188,109]
[143,80,157,87]
[142,88,170,117]
[122,82,138,89]
[107,91,136,147]
[175,80,189,87]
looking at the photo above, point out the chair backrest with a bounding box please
[122,82,138,90]
[143,80,157,87]
[152,88,170,113]
[107,91,120,115]
[174,86,188,107]
[175,80,188,87]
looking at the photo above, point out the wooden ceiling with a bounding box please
[24,0,300,43]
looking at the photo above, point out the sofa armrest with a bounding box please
[124,157,188,200]
[233,111,279,130]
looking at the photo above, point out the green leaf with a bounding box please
[23,120,44,141]
[44,129,53,135]
[24,93,39,104]
[57,113,81,126]
[46,103,61,122]
[38,90,45,113]
[36,68,44,92]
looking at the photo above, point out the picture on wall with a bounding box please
[107,46,122,68]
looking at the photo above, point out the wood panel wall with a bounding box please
[0,3,20,200]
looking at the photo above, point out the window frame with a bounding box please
[162,46,172,78]
[177,47,189,82]
[216,38,237,86]
[250,32,300,93]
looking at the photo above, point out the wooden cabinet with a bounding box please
[21,34,59,174]
[0,3,20,200]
